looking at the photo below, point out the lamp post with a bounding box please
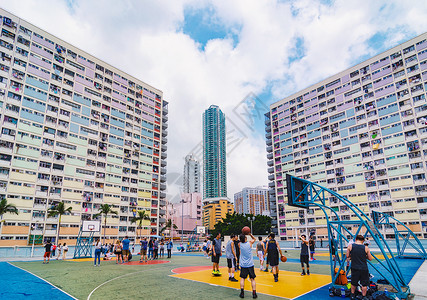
[248,216,255,234]
[181,199,185,243]
[30,221,38,258]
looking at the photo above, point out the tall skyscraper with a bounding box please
[183,154,200,193]
[202,105,227,199]
[0,9,168,246]
[234,187,269,215]
[265,33,427,241]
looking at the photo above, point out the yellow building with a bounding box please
[203,198,234,230]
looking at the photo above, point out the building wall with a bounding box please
[167,192,202,236]
[183,154,200,193]
[265,33,427,240]
[234,187,269,215]
[203,105,227,199]
[202,198,234,230]
[0,9,168,246]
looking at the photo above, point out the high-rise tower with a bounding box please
[202,105,227,199]
[183,154,200,193]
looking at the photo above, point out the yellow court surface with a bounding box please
[171,267,331,299]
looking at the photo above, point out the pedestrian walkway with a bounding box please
[0,262,76,299]
[409,260,427,299]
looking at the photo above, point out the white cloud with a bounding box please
[2,0,426,204]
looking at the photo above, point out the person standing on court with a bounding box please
[346,235,373,300]
[226,234,238,282]
[264,233,283,282]
[166,238,173,258]
[94,238,102,266]
[233,234,241,270]
[309,235,316,260]
[140,237,148,262]
[56,243,62,260]
[62,243,68,260]
[122,236,131,262]
[153,238,159,259]
[212,232,222,275]
[238,232,257,298]
[300,235,310,275]
[256,237,265,271]
[43,239,52,264]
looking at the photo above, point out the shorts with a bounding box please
[310,251,315,255]
[300,254,309,265]
[227,258,235,269]
[211,253,220,263]
[203,246,207,251]
[240,266,256,279]
[123,249,130,256]
[268,253,279,267]
[257,251,264,261]
[206,248,210,254]
[44,252,51,258]
[141,249,147,255]
[351,268,370,286]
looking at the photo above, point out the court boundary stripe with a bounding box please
[168,275,284,299]
[8,262,78,300]
[290,282,330,300]
[87,270,146,300]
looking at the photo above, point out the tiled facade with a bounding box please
[234,187,269,216]
[0,9,168,245]
[202,197,234,230]
[265,33,427,241]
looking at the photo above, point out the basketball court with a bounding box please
[171,266,331,299]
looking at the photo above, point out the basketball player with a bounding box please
[264,233,283,282]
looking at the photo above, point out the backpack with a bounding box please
[128,252,132,261]
[334,268,348,285]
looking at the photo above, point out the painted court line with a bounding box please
[87,270,146,300]
[8,262,78,300]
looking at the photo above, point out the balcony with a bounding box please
[268,174,275,181]
[267,160,274,167]
[266,146,273,153]
[266,139,272,146]
[268,167,274,173]
[161,152,167,159]
[266,132,272,139]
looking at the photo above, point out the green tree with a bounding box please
[130,210,150,240]
[160,218,178,238]
[47,201,72,243]
[93,204,118,244]
[211,213,272,237]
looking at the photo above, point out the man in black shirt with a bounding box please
[233,237,240,270]
[346,235,373,300]
[300,235,310,275]
[43,239,52,264]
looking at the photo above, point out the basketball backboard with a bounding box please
[82,221,100,232]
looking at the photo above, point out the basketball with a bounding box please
[281,255,287,262]
[242,226,251,235]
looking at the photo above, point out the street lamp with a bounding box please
[248,216,255,234]
[181,198,185,243]
[30,221,39,258]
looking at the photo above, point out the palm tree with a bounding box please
[0,198,18,238]
[130,210,150,240]
[160,219,178,238]
[93,204,118,244]
[47,201,72,244]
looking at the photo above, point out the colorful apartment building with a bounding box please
[234,186,269,216]
[265,33,427,241]
[202,197,234,230]
[0,9,168,245]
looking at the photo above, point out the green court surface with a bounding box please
[11,250,332,300]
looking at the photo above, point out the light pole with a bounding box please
[30,221,38,258]
[248,216,255,233]
[181,199,184,243]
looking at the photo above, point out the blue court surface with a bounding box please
[0,262,75,300]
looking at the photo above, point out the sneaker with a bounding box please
[239,291,245,298]
[253,292,258,299]
[307,270,310,275]
[263,269,269,272]
[274,277,278,282]
[212,270,217,275]
[216,271,222,275]
[301,271,306,276]
[230,277,238,282]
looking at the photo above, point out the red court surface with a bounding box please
[171,265,212,274]
[123,260,170,266]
